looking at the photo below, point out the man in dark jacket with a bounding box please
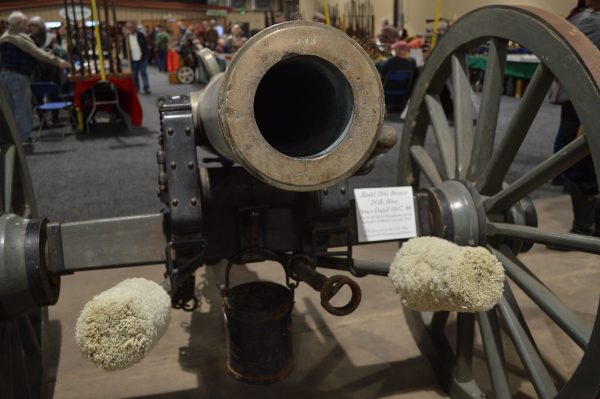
[380,40,418,84]
[380,40,419,112]
[124,22,151,94]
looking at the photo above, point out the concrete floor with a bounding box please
[47,194,599,399]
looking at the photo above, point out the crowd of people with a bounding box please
[0,11,70,144]
[139,18,253,73]
[375,19,426,113]
[0,11,263,144]
[371,0,600,241]
[123,18,255,91]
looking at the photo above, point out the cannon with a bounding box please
[1,5,600,398]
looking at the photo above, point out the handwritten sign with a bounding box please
[355,187,417,242]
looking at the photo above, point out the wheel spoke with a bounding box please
[13,321,33,399]
[8,322,16,399]
[497,295,558,398]
[478,308,511,399]
[451,53,474,179]
[478,64,555,194]
[489,245,591,349]
[488,222,600,254]
[468,39,508,180]
[430,311,449,335]
[425,95,456,179]
[0,322,12,398]
[3,145,15,213]
[484,135,589,213]
[17,316,42,358]
[410,145,444,186]
[455,312,475,382]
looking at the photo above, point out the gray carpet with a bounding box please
[26,66,564,222]
[27,68,199,221]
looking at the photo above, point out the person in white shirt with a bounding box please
[123,22,151,94]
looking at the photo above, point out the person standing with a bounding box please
[205,20,219,50]
[568,0,588,19]
[155,26,169,72]
[28,16,47,48]
[380,40,419,84]
[380,40,419,113]
[550,0,600,241]
[124,22,151,94]
[0,11,70,144]
[226,24,247,52]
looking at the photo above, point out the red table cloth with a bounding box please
[167,50,180,73]
[73,77,143,126]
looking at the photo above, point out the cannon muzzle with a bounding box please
[193,21,385,191]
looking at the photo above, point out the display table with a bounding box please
[73,76,142,126]
[468,54,540,97]
[468,54,540,79]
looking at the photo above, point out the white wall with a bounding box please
[403,0,573,36]
[298,0,393,33]
[299,0,573,38]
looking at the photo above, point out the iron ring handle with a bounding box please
[320,275,362,316]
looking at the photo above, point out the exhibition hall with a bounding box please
[0,0,598,398]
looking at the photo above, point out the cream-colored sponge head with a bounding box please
[388,237,505,312]
[76,278,171,370]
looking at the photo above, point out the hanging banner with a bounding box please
[207,9,228,17]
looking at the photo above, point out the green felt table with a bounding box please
[468,55,539,79]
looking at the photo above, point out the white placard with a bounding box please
[355,187,417,242]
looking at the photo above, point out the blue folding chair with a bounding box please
[383,70,414,114]
[31,82,74,141]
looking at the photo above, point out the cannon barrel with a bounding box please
[192,21,385,192]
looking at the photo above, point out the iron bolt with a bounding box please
[170,162,176,169]
[340,186,346,195]
[187,161,195,170]
[190,197,198,206]
[323,188,328,195]
[185,126,192,136]
[167,127,174,135]
[172,199,179,206]
[158,172,167,184]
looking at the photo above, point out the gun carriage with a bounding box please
[1,5,600,399]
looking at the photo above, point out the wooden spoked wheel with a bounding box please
[0,87,52,399]
[398,6,600,399]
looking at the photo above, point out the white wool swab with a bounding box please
[75,278,171,370]
[388,237,505,312]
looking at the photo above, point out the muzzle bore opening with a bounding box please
[253,55,355,158]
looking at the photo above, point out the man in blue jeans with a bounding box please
[0,11,70,144]
[124,22,151,94]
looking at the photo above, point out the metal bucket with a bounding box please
[222,263,294,384]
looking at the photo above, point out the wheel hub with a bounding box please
[0,214,59,319]
[421,180,487,246]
